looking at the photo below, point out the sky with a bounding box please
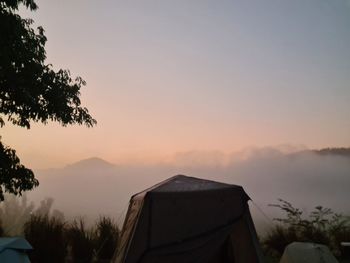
[2,0,350,168]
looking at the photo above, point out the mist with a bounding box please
[24,147,350,233]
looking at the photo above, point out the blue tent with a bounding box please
[0,237,32,263]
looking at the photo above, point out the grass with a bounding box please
[95,216,119,261]
[22,215,120,263]
[24,214,67,263]
[66,218,96,263]
[0,196,121,262]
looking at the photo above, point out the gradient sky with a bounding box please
[2,0,350,168]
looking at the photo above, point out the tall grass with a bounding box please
[95,216,119,262]
[22,215,120,263]
[0,196,120,262]
[66,218,96,263]
[24,215,67,263]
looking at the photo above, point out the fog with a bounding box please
[24,147,350,233]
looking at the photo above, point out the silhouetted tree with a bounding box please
[0,0,97,201]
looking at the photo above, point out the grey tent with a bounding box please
[113,175,264,263]
[0,237,32,263]
[280,242,339,263]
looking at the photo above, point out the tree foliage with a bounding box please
[0,140,38,201]
[0,0,96,201]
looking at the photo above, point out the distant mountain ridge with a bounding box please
[312,147,350,157]
[64,157,116,170]
[65,147,350,169]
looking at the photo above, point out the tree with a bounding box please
[0,0,97,201]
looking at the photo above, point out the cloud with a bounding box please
[24,146,350,233]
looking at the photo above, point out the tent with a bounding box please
[0,237,32,263]
[280,242,339,263]
[113,175,264,263]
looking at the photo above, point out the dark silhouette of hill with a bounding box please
[64,157,116,171]
[288,147,350,158]
[312,147,350,157]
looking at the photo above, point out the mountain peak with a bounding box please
[65,157,116,170]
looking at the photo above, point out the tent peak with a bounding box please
[136,174,245,196]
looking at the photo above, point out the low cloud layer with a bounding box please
[23,147,350,233]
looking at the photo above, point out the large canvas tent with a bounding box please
[280,242,339,263]
[0,237,32,263]
[113,175,264,263]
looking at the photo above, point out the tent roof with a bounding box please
[0,237,32,253]
[133,175,250,198]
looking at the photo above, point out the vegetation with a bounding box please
[0,196,120,262]
[0,0,96,201]
[263,199,350,261]
[24,215,67,263]
[23,215,120,263]
[66,219,96,263]
[95,216,119,261]
[0,194,34,235]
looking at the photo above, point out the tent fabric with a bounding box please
[0,237,32,263]
[113,175,264,263]
[280,242,339,263]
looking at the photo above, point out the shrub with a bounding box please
[24,214,67,263]
[95,216,119,261]
[66,218,96,263]
[263,225,299,256]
